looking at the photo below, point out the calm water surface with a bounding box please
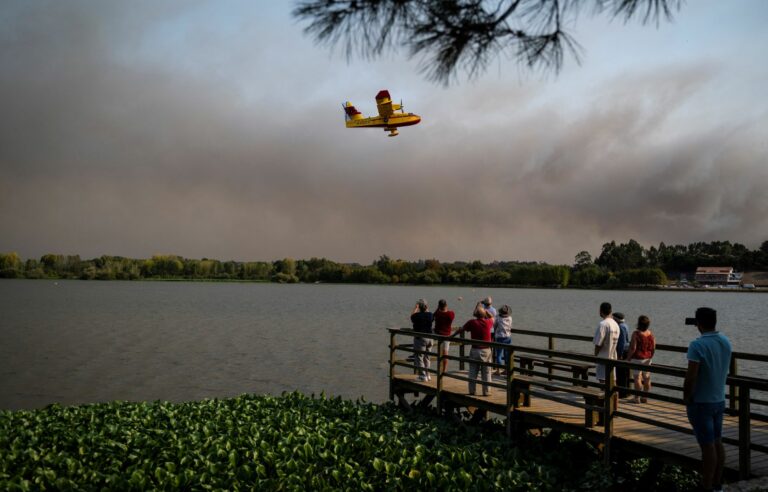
[1,280,766,410]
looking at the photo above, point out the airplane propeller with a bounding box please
[400,99,405,113]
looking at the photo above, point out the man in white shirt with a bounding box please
[593,302,620,383]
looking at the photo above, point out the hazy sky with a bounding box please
[1,1,766,264]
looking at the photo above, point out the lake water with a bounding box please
[1,280,766,410]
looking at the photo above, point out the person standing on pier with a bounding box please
[613,312,631,398]
[626,315,655,404]
[683,307,732,492]
[493,305,513,375]
[593,302,620,384]
[433,299,455,375]
[450,302,494,396]
[481,297,497,318]
[482,297,497,361]
[410,299,434,382]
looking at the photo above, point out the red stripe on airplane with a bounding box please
[344,106,361,115]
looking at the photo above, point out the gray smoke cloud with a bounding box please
[1,1,766,264]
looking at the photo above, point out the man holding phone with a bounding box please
[683,307,732,492]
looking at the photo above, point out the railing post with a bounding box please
[436,339,443,415]
[506,347,515,438]
[729,357,739,413]
[602,360,615,466]
[738,384,751,479]
[459,331,466,371]
[548,336,555,381]
[389,331,396,401]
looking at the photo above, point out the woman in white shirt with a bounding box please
[493,305,513,374]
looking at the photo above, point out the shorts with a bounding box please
[686,401,725,445]
[595,364,615,382]
[630,358,652,378]
[440,340,451,352]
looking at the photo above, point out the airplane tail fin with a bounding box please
[343,101,363,121]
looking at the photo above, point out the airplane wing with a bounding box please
[375,90,394,118]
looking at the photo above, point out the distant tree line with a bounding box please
[572,239,768,287]
[1,239,767,288]
[0,253,571,287]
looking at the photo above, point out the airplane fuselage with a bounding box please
[345,113,421,129]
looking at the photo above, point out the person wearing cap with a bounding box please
[410,300,434,382]
[683,307,732,492]
[612,312,631,398]
[450,302,494,396]
[481,296,497,318]
[481,297,497,362]
[493,305,513,374]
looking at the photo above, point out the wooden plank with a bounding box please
[752,454,768,464]
[613,426,686,442]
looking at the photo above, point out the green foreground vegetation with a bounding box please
[0,393,697,491]
[2,239,767,288]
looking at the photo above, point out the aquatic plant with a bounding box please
[0,392,693,490]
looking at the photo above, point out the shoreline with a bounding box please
[1,277,766,293]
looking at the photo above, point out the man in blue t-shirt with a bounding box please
[683,307,732,492]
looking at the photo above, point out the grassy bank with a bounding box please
[0,393,696,490]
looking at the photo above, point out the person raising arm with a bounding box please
[450,302,494,396]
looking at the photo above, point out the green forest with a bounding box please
[1,240,767,288]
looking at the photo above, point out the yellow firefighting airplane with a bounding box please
[343,90,421,137]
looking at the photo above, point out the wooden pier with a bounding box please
[388,328,768,480]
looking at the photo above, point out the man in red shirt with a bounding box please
[433,299,455,375]
[451,302,494,396]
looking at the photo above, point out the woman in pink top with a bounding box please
[450,302,494,397]
[626,315,656,403]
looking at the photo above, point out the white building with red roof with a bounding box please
[694,266,741,286]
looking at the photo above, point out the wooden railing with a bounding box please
[507,328,768,416]
[388,328,768,479]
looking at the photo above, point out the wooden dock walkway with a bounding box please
[388,328,768,480]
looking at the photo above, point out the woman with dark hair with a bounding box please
[433,299,455,374]
[626,315,656,403]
